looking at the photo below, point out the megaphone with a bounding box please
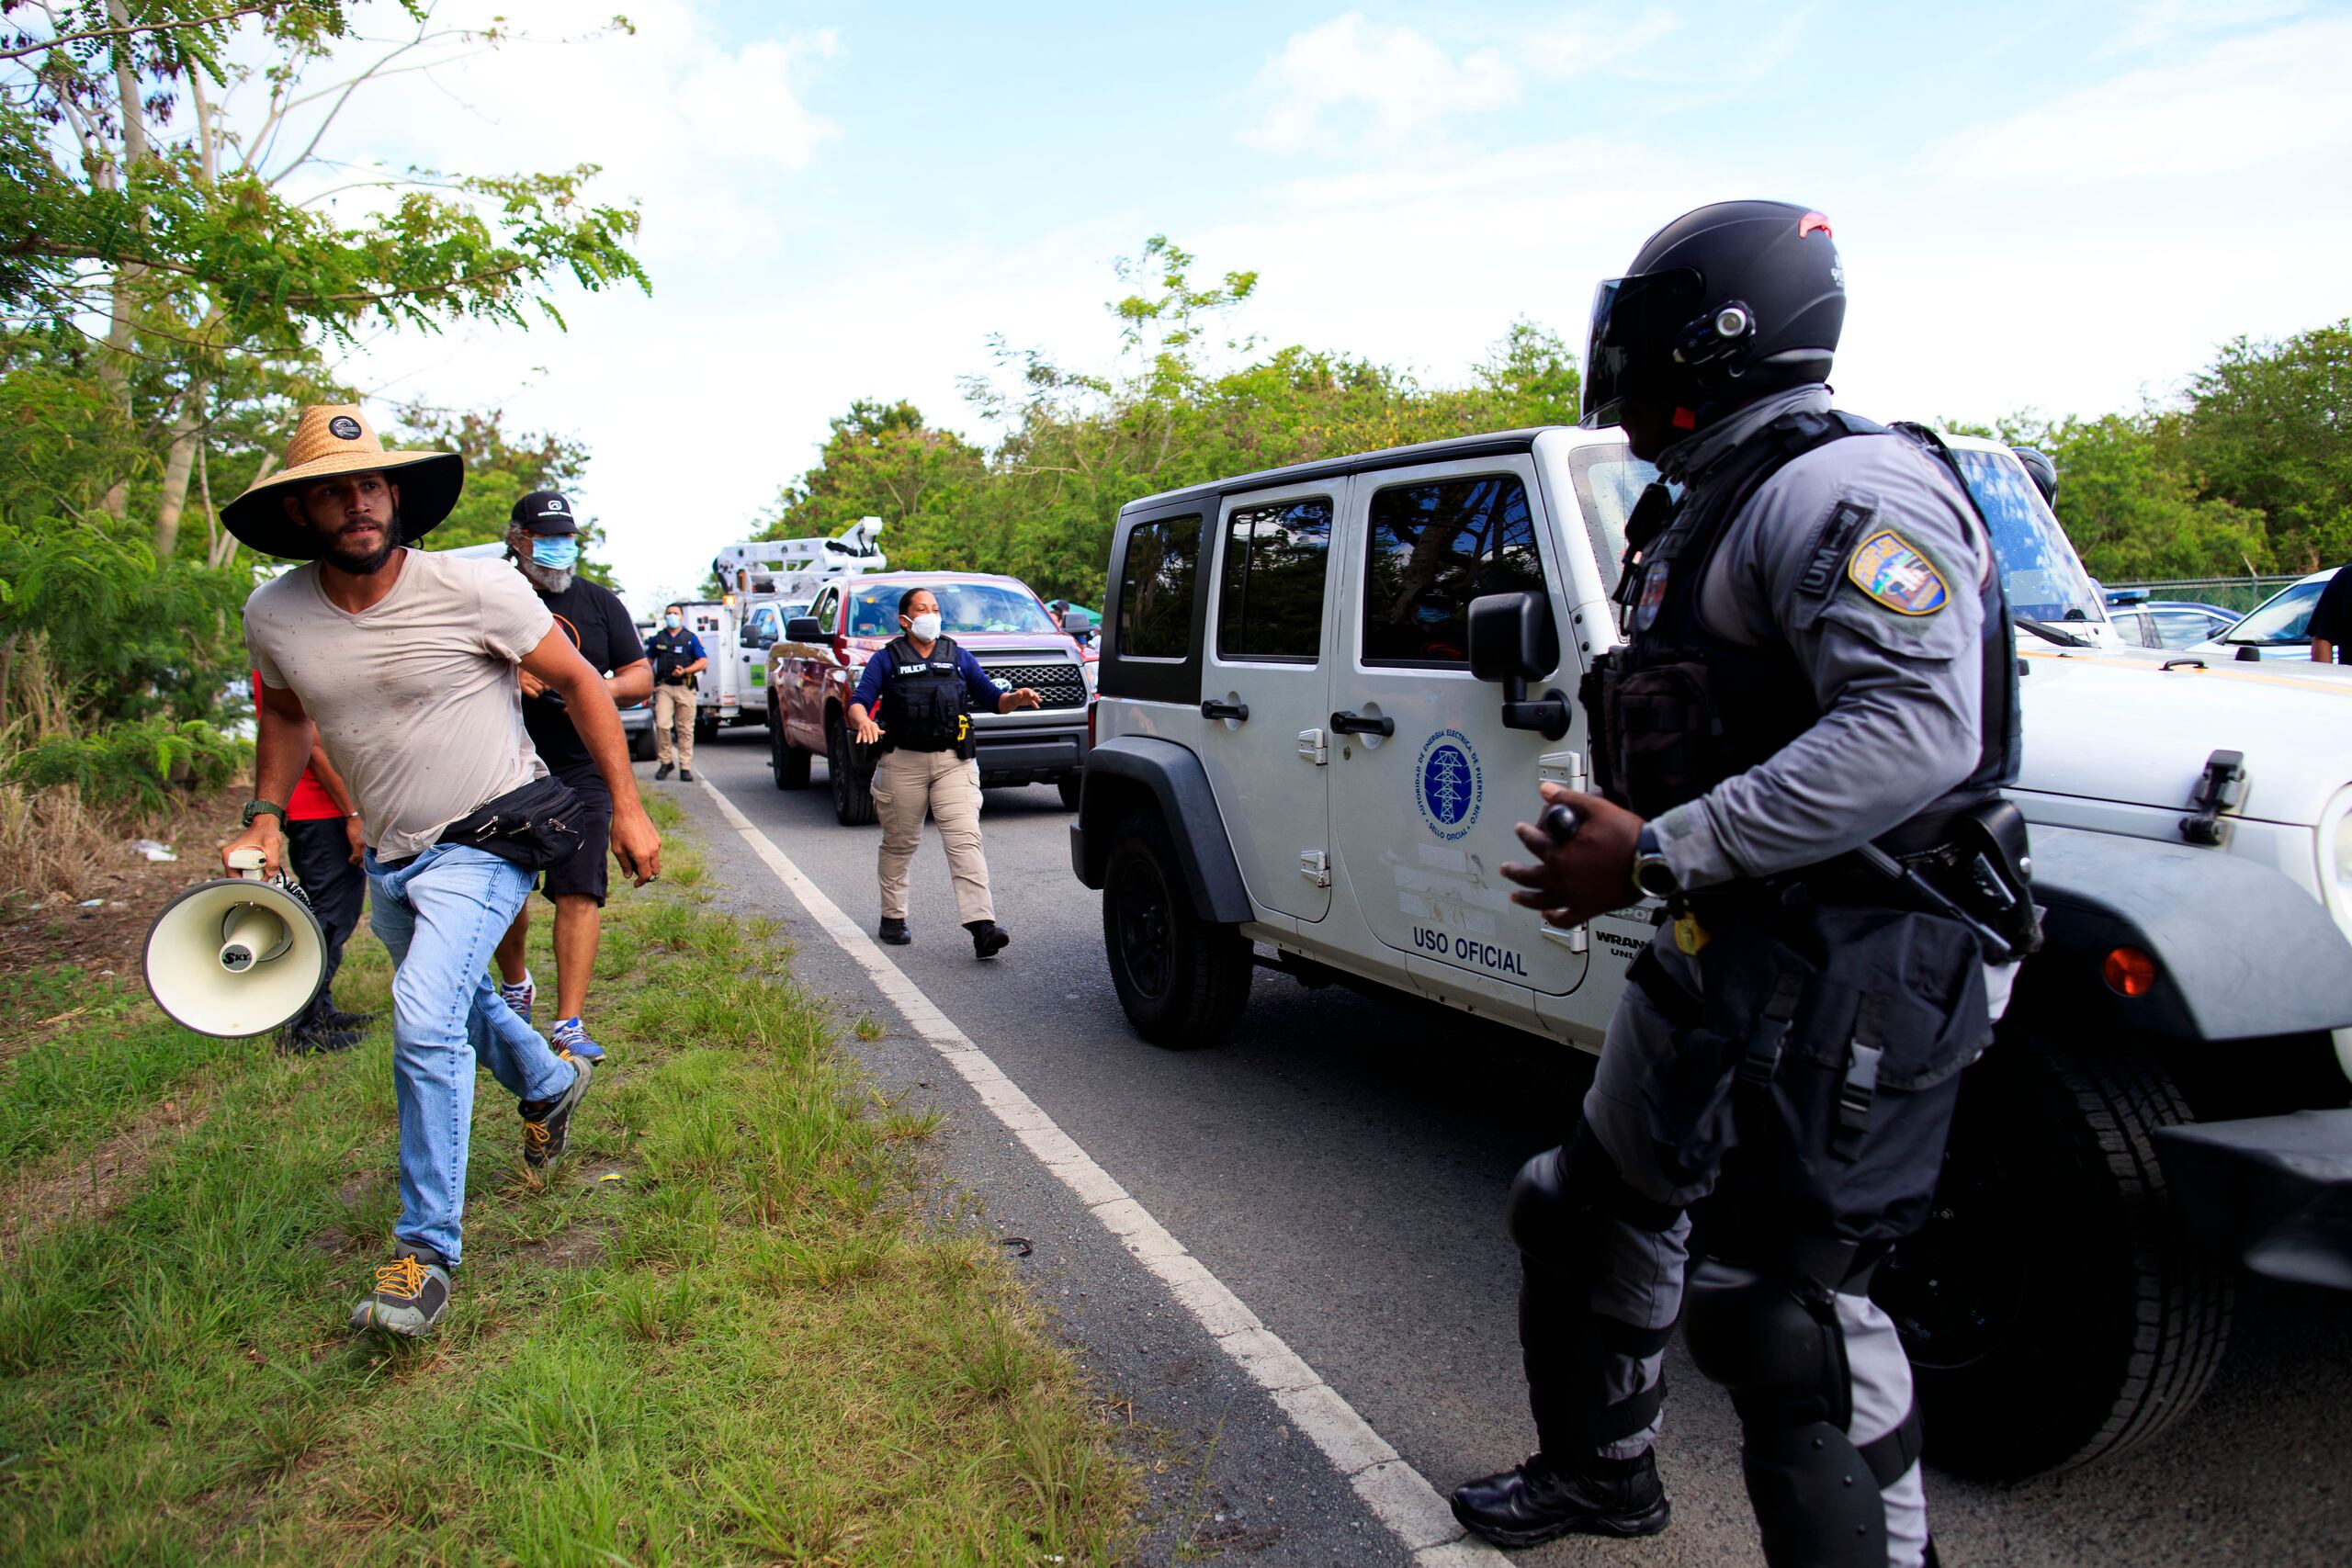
[143,846,328,1037]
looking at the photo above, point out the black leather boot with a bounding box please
[966,919,1010,958]
[1449,1450,1670,1549]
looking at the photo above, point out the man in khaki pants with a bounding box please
[848,587,1041,958]
[644,603,707,781]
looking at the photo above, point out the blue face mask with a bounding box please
[529,536,579,570]
[664,613,682,629]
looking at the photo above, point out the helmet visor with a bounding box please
[1578,267,1702,429]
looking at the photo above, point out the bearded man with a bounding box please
[220,406,661,1338]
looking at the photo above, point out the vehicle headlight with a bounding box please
[2323,786,2352,934]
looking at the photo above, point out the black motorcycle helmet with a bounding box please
[1580,199,1846,433]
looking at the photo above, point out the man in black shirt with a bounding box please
[2307,568,2349,665]
[490,491,652,1062]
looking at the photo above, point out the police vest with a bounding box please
[1587,408,2019,852]
[877,635,976,755]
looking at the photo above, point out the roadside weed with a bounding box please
[0,809,1137,1564]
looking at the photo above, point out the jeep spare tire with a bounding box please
[1102,807,1250,1049]
[1873,1028,2232,1477]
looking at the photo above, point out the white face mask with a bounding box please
[909,611,943,641]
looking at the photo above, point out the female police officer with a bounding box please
[848,586,1042,957]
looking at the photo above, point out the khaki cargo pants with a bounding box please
[652,683,695,768]
[870,746,992,926]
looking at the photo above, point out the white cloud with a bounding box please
[1520,7,1679,80]
[674,31,841,171]
[1237,13,1519,156]
[1920,12,2352,182]
[2101,0,2307,56]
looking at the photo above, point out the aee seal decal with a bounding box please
[1847,529,1949,615]
[1416,728,1482,842]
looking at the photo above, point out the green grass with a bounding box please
[0,792,1136,1564]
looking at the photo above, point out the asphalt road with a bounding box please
[674,729,2350,1567]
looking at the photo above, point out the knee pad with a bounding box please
[1507,1122,1680,1265]
[1682,1258,1848,1427]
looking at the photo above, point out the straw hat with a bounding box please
[220,405,464,560]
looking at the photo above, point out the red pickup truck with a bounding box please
[764,571,1094,824]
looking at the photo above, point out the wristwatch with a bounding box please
[1631,824,1679,901]
[241,798,288,828]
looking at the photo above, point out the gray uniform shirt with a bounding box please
[1643,385,1994,891]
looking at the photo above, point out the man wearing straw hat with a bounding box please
[219,405,662,1338]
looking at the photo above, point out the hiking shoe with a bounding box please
[348,1246,451,1337]
[654,761,674,780]
[878,917,910,946]
[322,1004,376,1032]
[679,769,694,783]
[967,920,1011,959]
[549,1016,605,1063]
[1450,1451,1669,1549]
[497,973,535,1028]
[520,1055,592,1168]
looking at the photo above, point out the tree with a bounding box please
[1,1,648,558]
[2014,411,2269,581]
[2176,320,2352,570]
[396,401,605,570]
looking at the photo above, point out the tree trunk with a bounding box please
[154,381,207,560]
[98,0,151,521]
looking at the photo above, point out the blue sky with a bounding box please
[303,0,2351,608]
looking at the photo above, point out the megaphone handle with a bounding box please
[225,845,266,881]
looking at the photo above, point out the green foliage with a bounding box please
[2009,412,2269,582]
[397,402,610,578]
[755,236,1581,605]
[2176,320,2352,570]
[6,716,246,808]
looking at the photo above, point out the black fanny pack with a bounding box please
[439,774,587,871]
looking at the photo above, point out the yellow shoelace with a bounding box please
[374,1255,429,1298]
[523,1120,551,1148]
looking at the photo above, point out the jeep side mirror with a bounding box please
[786,616,824,641]
[1467,592,1571,740]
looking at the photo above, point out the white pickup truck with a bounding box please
[1071,424,2352,1480]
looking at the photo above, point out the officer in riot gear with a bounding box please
[1449,201,2034,1568]
[848,586,1043,957]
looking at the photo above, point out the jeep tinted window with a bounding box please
[1363,475,1543,666]
[1117,515,1202,660]
[1218,497,1330,661]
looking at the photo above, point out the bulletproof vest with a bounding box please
[877,635,975,754]
[1587,408,2019,840]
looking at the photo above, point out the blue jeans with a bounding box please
[366,844,578,1266]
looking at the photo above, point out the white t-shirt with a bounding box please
[244,548,554,860]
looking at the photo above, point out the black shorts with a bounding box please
[538,764,613,905]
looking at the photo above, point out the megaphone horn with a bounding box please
[143,847,329,1038]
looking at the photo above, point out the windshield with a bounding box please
[1569,443,1659,592]
[1948,447,2108,625]
[847,581,1060,638]
[2225,579,2327,645]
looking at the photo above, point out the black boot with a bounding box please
[966,919,1010,959]
[878,917,910,946]
[654,761,674,780]
[1449,1450,1669,1549]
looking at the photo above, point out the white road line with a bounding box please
[696,774,1500,1565]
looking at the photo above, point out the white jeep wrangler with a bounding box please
[1070,424,2352,1479]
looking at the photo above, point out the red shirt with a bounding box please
[251,671,344,821]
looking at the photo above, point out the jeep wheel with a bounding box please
[827,715,876,826]
[770,705,811,790]
[1057,773,1084,811]
[1874,1029,2232,1477]
[1102,808,1250,1048]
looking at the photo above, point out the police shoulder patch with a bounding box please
[1845,529,1950,616]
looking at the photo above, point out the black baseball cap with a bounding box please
[511,490,579,535]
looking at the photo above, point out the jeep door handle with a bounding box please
[1329,709,1395,738]
[1200,698,1250,722]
